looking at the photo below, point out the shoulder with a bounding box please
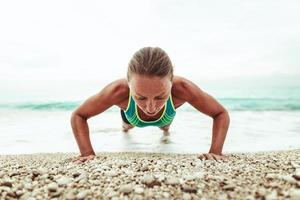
[172,75,228,117]
[171,75,202,102]
[72,78,130,119]
[103,78,130,104]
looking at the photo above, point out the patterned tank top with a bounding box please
[123,91,176,127]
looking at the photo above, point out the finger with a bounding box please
[74,160,82,164]
[205,154,214,160]
[198,154,205,160]
[85,157,94,162]
[71,157,79,162]
[76,157,87,163]
[214,155,224,162]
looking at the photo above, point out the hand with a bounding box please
[71,154,96,164]
[198,153,228,161]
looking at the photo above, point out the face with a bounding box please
[128,74,172,116]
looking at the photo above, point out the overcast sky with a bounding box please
[0,0,299,102]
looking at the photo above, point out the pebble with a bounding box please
[47,182,58,192]
[223,184,235,191]
[65,190,76,200]
[72,171,81,178]
[290,189,300,200]
[0,172,5,178]
[9,170,18,177]
[181,184,197,193]
[265,191,277,200]
[0,150,300,199]
[76,190,89,200]
[293,175,300,181]
[15,190,24,197]
[245,195,255,200]
[105,170,118,177]
[50,189,62,198]
[0,181,13,187]
[56,176,72,186]
[183,193,192,200]
[0,186,10,192]
[141,174,161,187]
[37,167,48,175]
[291,161,300,169]
[266,173,278,179]
[257,187,267,196]
[107,191,118,198]
[141,165,149,172]
[162,192,170,198]
[280,175,297,184]
[119,184,133,194]
[165,177,180,185]
[295,168,300,176]
[24,182,33,190]
[134,187,144,194]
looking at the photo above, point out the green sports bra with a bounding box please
[123,91,176,128]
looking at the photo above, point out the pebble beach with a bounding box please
[0,150,300,200]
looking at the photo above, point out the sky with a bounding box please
[0,0,300,102]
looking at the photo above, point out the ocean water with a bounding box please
[0,85,299,155]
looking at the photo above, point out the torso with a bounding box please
[116,76,186,122]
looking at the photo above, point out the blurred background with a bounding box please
[0,0,299,154]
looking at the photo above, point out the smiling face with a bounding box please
[128,74,172,116]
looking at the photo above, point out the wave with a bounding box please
[0,98,300,111]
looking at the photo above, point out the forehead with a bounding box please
[129,75,171,95]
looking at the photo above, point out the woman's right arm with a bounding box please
[70,79,128,156]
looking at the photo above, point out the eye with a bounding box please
[155,97,164,100]
[136,96,146,100]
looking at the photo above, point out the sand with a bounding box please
[0,150,300,200]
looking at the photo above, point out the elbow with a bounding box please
[213,108,230,124]
[225,109,230,125]
[221,109,230,128]
[70,111,78,125]
[70,111,87,124]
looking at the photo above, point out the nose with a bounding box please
[146,100,156,113]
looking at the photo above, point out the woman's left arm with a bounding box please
[176,77,230,160]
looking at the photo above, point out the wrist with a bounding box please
[209,148,222,155]
[81,150,95,157]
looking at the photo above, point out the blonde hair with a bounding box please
[127,47,174,81]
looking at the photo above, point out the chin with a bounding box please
[145,111,157,116]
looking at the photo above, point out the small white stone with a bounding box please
[266,173,278,179]
[134,187,144,194]
[183,193,192,200]
[290,189,300,200]
[56,176,72,186]
[295,168,300,176]
[291,161,300,169]
[265,191,277,200]
[15,190,24,197]
[119,184,133,194]
[141,174,155,184]
[107,191,118,198]
[47,182,58,192]
[76,190,89,200]
[162,192,170,198]
[280,175,297,184]
[105,170,118,177]
[24,183,33,190]
[245,195,255,200]
[37,167,48,175]
[166,177,179,185]
[65,190,76,200]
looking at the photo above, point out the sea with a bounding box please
[0,77,299,155]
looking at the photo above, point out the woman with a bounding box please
[71,47,230,163]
